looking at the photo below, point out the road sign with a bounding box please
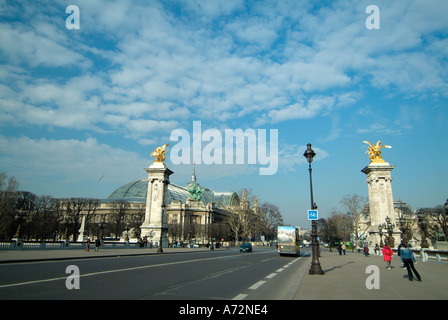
[308,210,318,220]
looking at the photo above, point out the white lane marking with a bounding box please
[233,256,304,298]
[248,280,266,290]
[276,267,285,272]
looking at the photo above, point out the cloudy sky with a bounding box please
[1,0,447,228]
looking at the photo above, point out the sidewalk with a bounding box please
[0,247,216,264]
[294,250,448,300]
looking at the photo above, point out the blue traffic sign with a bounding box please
[308,210,318,220]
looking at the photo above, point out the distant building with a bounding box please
[82,169,241,244]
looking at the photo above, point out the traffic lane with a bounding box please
[0,248,284,299]
[146,249,299,300]
[237,253,310,300]
[0,249,235,287]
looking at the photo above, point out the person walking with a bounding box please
[364,244,369,256]
[341,243,346,255]
[86,237,91,252]
[397,240,405,268]
[337,243,342,255]
[95,238,101,252]
[374,243,380,255]
[382,244,393,269]
[400,243,422,281]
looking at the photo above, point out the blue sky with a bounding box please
[0,0,447,228]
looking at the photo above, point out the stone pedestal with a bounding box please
[362,162,401,248]
[140,163,173,248]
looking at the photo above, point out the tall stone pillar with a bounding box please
[77,214,87,241]
[362,162,400,248]
[140,162,173,248]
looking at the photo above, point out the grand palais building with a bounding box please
[81,169,246,245]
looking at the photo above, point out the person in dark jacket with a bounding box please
[400,243,421,281]
[397,240,405,268]
[95,238,101,252]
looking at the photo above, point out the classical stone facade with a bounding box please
[101,168,241,245]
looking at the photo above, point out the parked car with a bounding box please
[240,243,252,252]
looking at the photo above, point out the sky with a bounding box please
[0,0,447,229]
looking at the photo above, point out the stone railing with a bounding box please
[415,249,448,263]
[0,240,144,250]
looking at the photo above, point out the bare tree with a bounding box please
[225,211,244,244]
[0,173,19,239]
[340,194,369,250]
[109,200,129,240]
[259,202,284,240]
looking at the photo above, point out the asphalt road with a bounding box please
[0,247,310,300]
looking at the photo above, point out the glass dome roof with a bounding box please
[107,170,239,208]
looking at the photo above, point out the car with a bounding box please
[240,243,252,252]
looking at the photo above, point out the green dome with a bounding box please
[107,179,191,203]
[107,171,239,208]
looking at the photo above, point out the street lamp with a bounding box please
[378,224,384,247]
[384,216,395,247]
[416,210,429,248]
[158,203,166,253]
[303,143,324,275]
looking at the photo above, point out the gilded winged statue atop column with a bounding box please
[150,144,169,165]
[363,140,391,163]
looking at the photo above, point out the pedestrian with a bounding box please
[86,237,91,252]
[337,243,342,255]
[382,244,393,269]
[400,243,421,281]
[364,244,369,256]
[397,240,405,268]
[95,238,101,252]
[341,243,346,255]
[374,243,380,255]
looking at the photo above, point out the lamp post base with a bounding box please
[309,262,324,275]
[309,220,324,275]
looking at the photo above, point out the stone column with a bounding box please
[362,162,401,248]
[77,214,87,241]
[140,162,173,248]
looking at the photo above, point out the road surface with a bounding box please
[0,247,310,300]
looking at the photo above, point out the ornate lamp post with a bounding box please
[378,224,384,247]
[398,216,409,243]
[158,203,166,253]
[303,143,324,275]
[384,216,395,247]
[417,210,429,248]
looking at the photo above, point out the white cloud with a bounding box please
[0,135,147,196]
[1,0,447,141]
[0,23,88,68]
[277,144,329,173]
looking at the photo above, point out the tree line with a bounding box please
[0,173,142,241]
[0,173,286,243]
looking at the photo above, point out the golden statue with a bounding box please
[150,144,169,165]
[363,140,391,163]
